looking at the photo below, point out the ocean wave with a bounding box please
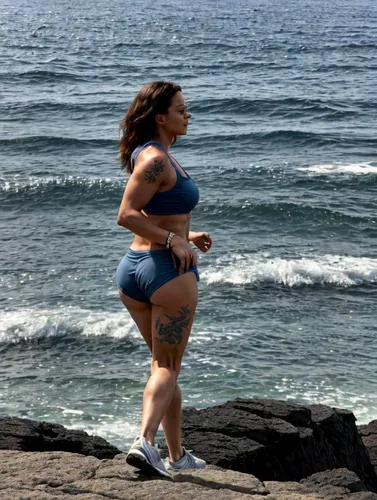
[0,175,124,207]
[1,100,123,117]
[201,254,377,288]
[313,63,377,71]
[0,308,137,344]
[196,201,373,226]
[0,136,115,153]
[186,130,375,150]
[329,42,377,50]
[192,97,358,117]
[297,162,377,176]
[2,69,97,83]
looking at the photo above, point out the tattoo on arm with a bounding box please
[144,160,164,183]
[155,305,191,345]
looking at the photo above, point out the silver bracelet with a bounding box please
[165,232,175,249]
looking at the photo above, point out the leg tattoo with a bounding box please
[155,305,191,345]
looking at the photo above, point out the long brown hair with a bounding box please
[119,81,182,173]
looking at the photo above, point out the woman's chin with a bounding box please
[173,126,188,136]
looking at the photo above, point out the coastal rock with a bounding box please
[2,399,377,497]
[0,416,121,459]
[176,399,377,491]
[300,469,367,493]
[2,450,377,499]
[359,421,377,476]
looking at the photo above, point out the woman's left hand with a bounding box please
[190,232,212,253]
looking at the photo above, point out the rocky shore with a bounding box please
[2,398,377,499]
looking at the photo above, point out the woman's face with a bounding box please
[160,91,192,136]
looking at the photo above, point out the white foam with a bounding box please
[275,377,377,425]
[297,162,377,175]
[0,308,137,344]
[201,254,377,287]
[0,175,121,193]
[66,418,139,450]
[57,407,84,416]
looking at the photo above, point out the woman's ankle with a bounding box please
[169,446,184,463]
[140,432,155,447]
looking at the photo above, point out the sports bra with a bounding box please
[131,141,199,216]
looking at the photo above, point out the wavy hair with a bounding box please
[119,81,182,173]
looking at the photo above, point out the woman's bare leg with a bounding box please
[160,383,182,461]
[119,283,196,462]
[140,272,198,460]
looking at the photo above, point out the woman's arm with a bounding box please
[117,149,170,245]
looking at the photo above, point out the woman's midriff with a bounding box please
[130,212,192,251]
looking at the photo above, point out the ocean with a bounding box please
[1,0,377,450]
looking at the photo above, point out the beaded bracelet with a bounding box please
[165,232,175,249]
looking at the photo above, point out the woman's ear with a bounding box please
[155,114,165,125]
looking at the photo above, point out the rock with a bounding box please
[359,421,377,475]
[0,451,265,499]
[173,465,267,495]
[0,451,376,499]
[2,399,377,497]
[265,478,351,499]
[301,468,367,493]
[176,398,377,491]
[0,416,121,459]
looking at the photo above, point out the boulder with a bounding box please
[175,398,377,491]
[359,421,377,476]
[0,416,121,459]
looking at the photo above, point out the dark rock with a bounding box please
[224,398,312,427]
[350,493,377,499]
[359,421,377,474]
[176,431,268,478]
[176,398,377,491]
[0,416,121,459]
[301,468,367,493]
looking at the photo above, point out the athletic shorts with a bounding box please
[116,248,199,303]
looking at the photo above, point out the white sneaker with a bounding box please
[164,447,206,471]
[126,436,172,479]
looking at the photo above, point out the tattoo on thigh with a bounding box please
[155,305,191,345]
[144,160,164,183]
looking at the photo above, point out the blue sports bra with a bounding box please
[131,141,199,216]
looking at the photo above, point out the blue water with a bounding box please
[1,0,377,449]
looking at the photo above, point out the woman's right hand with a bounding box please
[170,235,198,274]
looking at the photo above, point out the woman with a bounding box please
[116,81,212,478]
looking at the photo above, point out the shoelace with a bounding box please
[133,437,163,458]
[184,450,197,467]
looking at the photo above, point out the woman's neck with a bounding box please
[152,132,175,151]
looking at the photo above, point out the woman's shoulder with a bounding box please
[135,144,167,166]
[132,144,171,183]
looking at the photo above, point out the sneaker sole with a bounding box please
[126,450,172,479]
[168,464,206,471]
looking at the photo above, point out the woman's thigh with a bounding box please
[150,272,198,371]
[119,290,152,351]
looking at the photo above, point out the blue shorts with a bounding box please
[116,248,200,303]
